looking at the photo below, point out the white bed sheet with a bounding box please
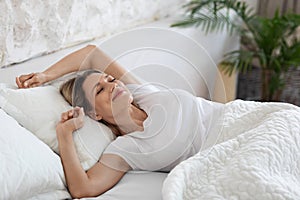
[82,171,168,200]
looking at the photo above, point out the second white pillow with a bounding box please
[0,84,115,170]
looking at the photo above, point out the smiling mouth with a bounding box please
[112,89,124,101]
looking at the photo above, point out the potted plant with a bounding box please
[172,0,300,102]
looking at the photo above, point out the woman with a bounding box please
[16,45,223,198]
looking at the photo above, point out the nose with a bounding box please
[107,81,117,93]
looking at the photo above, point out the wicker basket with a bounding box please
[237,66,300,106]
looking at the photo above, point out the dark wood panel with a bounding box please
[257,0,299,17]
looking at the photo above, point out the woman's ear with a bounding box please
[89,112,102,121]
[95,113,102,121]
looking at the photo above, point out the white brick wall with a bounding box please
[0,0,184,68]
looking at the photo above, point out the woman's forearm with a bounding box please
[42,44,132,82]
[17,44,139,88]
[42,45,96,82]
[88,46,141,84]
[36,44,140,85]
[57,131,90,197]
[56,106,127,198]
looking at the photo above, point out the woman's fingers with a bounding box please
[16,76,22,88]
[60,107,85,127]
[59,107,85,132]
[16,73,33,88]
[61,110,73,121]
[19,73,35,82]
[68,109,74,117]
[73,106,85,118]
[74,107,85,129]
[16,72,46,88]
[24,75,39,88]
[16,73,35,88]
[61,111,70,122]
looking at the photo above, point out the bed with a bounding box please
[2,11,299,200]
[0,14,239,199]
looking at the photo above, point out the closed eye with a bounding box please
[95,77,115,95]
[96,88,103,95]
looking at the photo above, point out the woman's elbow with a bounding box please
[69,186,86,199]
[69,185,104,199]
[86,44,97,50]
[69,187,98,199]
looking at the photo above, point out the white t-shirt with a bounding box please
[101,83,223,172]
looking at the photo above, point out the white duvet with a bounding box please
[162,100,300,200]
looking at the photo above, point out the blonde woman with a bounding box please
[16,45,222,198]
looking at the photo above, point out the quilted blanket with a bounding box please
[162,100,300,200]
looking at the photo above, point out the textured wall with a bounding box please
[0,0,184,68]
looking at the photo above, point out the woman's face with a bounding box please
[82,73,133,123]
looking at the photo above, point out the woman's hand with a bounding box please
[56,107,85,139]
[16,72,48,88]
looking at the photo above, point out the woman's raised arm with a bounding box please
[16,45,140,88]
[56,107,127,198]
[87,46,141,85]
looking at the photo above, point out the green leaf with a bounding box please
[171,0,255,35]
[221,49,256,75]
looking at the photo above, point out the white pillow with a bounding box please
[0,109,71,199]
[0,84,115,170]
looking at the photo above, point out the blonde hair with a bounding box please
[59,70,121,136]
[60,77,75,106]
